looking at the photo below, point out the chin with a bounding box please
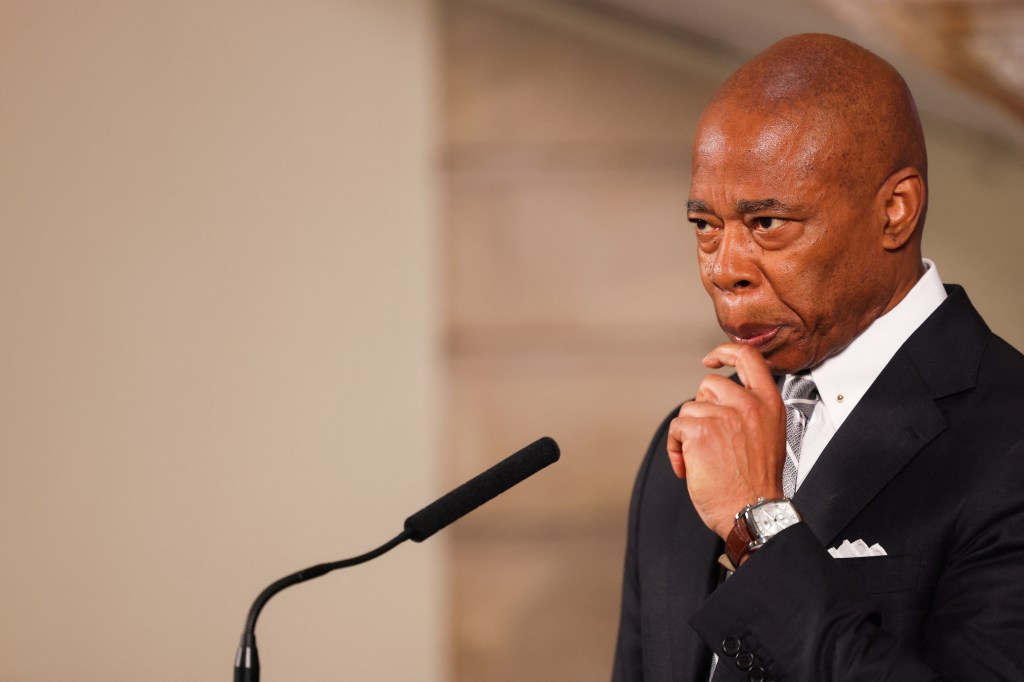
[763,347,814,376]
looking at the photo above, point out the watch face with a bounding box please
[751,501,800,538]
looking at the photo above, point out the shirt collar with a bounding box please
[804,259,947,431]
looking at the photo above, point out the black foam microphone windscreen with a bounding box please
[403,436,560,542]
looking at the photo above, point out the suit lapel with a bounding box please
[794,357,946,545]
[794,285,986,546]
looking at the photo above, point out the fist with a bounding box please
[667,344,787,539]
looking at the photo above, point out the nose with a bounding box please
[707,225,758,293]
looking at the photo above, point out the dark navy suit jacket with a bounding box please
[613,286,1024,681]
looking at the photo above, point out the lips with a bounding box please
[723,324,781,347]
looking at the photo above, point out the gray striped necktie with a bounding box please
[781,372,819,497]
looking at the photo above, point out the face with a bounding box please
[688,104,895,374]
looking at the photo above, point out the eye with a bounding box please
[690,218,711,232]
[754,217,784,230]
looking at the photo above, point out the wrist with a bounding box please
[715,484,784,540]
[724,497,802,570]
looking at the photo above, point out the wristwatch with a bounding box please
[724,497,802,569]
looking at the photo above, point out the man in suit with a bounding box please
[613,34,1024,681]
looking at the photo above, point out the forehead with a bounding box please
[692,110,830,185]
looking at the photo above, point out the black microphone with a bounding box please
[234,436,560,682]
[404,435,559,541]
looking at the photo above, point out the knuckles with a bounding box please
[673,406,738,442]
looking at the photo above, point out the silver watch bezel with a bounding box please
[738,497,802,549]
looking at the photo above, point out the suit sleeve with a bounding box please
[689,437,1024,682]
[612,410,677,682]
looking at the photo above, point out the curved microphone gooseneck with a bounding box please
[233,436,560,682]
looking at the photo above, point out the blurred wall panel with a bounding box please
[440,2,726,679]
[0,2,442,680]
[921,119,1024,345]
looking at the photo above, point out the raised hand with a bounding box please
[667,343,788,539]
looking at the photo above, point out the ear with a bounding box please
[880,167,926,251]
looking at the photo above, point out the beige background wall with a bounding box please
[3,1,1023,681]
[0,1,443,680]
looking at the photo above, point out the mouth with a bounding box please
[723,324,782,348]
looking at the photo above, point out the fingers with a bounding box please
[702,343,776,395]
[695,373,748,406]
[668,401,736,480]
[668,404,688,478]
[667,442,686,479]
[678,398,733,419]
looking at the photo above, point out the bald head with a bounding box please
[705,34,927,214]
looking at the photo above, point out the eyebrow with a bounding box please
[736,198,798,213]
[686,198,799,214]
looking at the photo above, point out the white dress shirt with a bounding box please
[793,259,948,490]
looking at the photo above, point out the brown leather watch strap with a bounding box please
[725,514,757,568]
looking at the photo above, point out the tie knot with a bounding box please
[782,373,818,417]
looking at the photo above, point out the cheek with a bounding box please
[697,252,716,291]
[777,256,880,340]
[770,260,842,326]
[770,253,805,282]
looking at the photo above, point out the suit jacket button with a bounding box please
[736,651,754,670]
[722,638,742,656]
[748,666,766,682]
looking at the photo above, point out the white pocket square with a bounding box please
[828,539,887,558]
